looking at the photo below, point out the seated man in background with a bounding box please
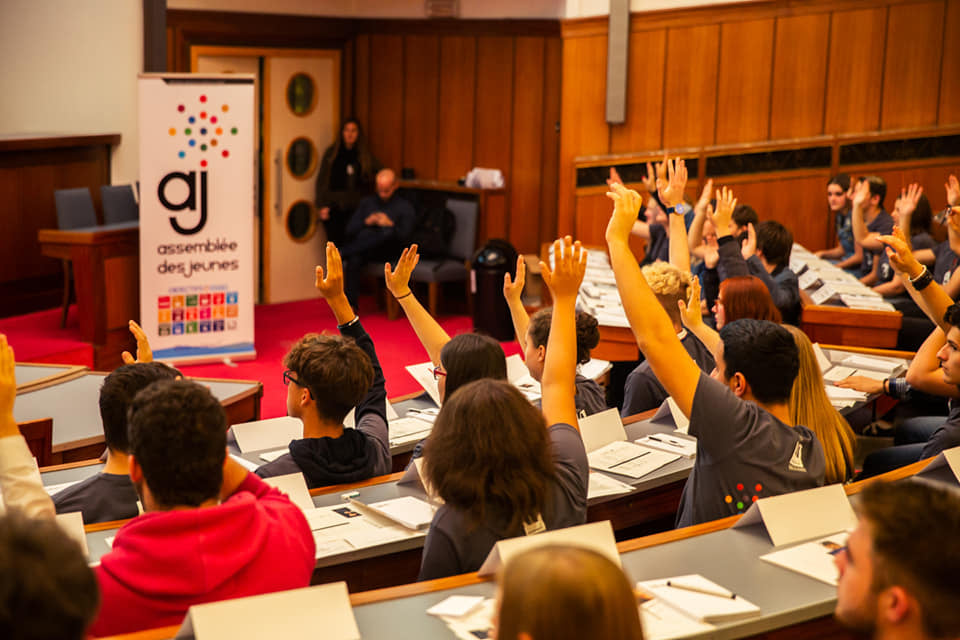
[621,261,715,417]
[91,379,315,637]
[834,481,960,640]
[256,242,390,488]
[341,168,416,308]
[53,359,181,523]
[606,180,824,527]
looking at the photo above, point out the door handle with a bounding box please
[274,149,283,219]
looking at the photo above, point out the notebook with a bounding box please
[637,575,760,623]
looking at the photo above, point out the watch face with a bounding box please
[674,204,687,215]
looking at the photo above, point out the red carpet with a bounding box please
[1,299,521,420]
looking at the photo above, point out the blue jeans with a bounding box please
[860,415,944,478]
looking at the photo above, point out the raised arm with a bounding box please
[882,227,956,333]
[503,255,530,348]
[677,277,720,357]
[687,179,713,254]
[385,245,451,365]
[606,183,702,417]
[659,158,691,272]
[710,187,751,281]
[539,237,586,429]
[318,243,386,421]
[851,180,885,252]
[0,335,55,519]
[904,327,960,398]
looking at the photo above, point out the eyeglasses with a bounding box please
[283,369,314,398]
[432,366,447,381]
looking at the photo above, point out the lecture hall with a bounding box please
[2,0,960,639]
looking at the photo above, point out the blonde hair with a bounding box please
[784,325,857,483]
[497,545,644,640]
[641,262,692,326]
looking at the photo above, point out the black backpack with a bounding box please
[411,206,456,260]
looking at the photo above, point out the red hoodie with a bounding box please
[90,472,316,637]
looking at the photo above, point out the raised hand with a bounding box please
[121,320,153,365]
[945,174,960,207]
[656,157,688,208]
[606,167,623,187]
[315,242,345,299]
[897,183,923,219]
[741,222,757,259]
[0,335,15,432]
[879,226,923,279]
[385,244,419,298]
[677,278,704,330]
[503,255,526,305]
[605,182,643,244]
[852,179,871,209]
[695,178,714,214]
[707,186,737,237]
[641,162,657,192]
[540,236,586,300]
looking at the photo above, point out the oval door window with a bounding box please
[286,73,316,116]
[285,200,315,242]
[286,137,317,178]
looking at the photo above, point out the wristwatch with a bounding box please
[666,203,688,216]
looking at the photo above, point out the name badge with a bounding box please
[523,514,546,536]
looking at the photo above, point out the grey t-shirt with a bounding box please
[921,399,960,459]
[622,332,716,417]
[877,232,935,284]
[418,423,588,580]
[676,373,826,528]
[52,472,139,524]
[574,375,607,416]
[860,209,894,277]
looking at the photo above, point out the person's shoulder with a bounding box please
[254,452,300,478]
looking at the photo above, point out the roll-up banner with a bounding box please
[138,74,256,363]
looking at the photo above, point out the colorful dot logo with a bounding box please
[725,482,765,514]
[172,94,238,167]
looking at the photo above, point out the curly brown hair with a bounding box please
[527,309,600,365]
[423,379,555,534]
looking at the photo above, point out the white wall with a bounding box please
[565,0,755,18]
[0,0,143,185]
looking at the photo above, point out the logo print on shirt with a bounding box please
[789,442,806,472]
[725,483,764,513]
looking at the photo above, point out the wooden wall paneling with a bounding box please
[509,37,546,254]
[341,39,355,124]
[715,19,775,145]
[716,173,832,250]
[769,13,830,139]
[436,36,477,182]
[662,24,719,149]
[939,0,960,125]
[474,36,516,240]
[881,2,945,130]
[558,34,610,237]
[367,35,404,172]
[539,37,562,245]
[609,29,666,154]
[823,7,887,134]
[574,190,616,247]
[402,35,440,180]
[354,35,371,135]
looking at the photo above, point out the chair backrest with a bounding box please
[445,198,479,262]
[18,418,53,468]
[100,184,139,224]
[54,188,98,230]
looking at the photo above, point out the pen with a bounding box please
[648,435,683,447]
[665,581,736,599]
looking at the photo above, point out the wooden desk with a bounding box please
[37,222,139,369]
[15,362,87,394]
[800,290,902,349]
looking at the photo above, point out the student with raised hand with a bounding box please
[495,545,644,640]
[850,176,894,286]
[256,242,390,487]
[0,334,55,519]
[503,255,606,416]
[92,379,315,637]
[385,243,507,407]
[710,186,801,325]
[606,182,825,527]
[834,481,960,640]
[417,237,588,580]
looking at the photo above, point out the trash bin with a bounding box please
[472,239,518,341]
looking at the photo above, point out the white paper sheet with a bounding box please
[587,441,680,479]
[263,473,315,512]
[405,361,442,406]
[587,471,635,499]
[231,416,303,453]
[637,575,760,623]
[760,531,850,586]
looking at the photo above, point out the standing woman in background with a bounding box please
[315,118,382,246]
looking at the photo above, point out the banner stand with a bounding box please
[139,74,257,365]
